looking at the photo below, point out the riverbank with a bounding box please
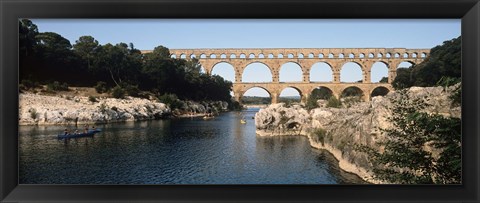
[255,85,461,184]
[256,129,380,183]
[19,92,229,125]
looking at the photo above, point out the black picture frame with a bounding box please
[1,0,479,202]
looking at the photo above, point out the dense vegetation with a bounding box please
[241,96,271,105]
[19,19,234,106]
[359,90,461,184]
[305,87,333,110]
[393,36,461,89]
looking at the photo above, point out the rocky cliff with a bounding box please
[19,93,229,125]
[255,85,461,183]
[19,93,171,125]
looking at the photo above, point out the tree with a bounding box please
[19,19,39,81]
[379,77,388,83]
[36,32,73,55]
[359,90,461,184]
[93,43,142,87]
[182,57,202,79]
[371,87,389,97]
[33,32,80,83]
[142,46,180,93]
[18,20,234,104]
[19,19,38,57]
[306,87,333,110]
[393,36,461,89]
[392,68,413,90]
[341,87,363,97]
[73,36,99,70]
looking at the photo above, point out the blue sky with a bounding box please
[31,19,460,97]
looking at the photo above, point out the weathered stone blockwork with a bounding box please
[142,48,429,103]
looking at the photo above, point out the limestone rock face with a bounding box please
[19,93,170,125]
[255,103,310,136]
[255,84,461,183]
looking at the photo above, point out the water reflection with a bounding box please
[19,109,365,184]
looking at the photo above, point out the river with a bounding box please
[19,108,365,184]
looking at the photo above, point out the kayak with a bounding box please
[57,129,101,139]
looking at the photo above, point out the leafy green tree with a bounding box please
[392,68,414,89]
[182,57,203,78]
[35,32,73,57]
[18,20,234,104]
[93,43,142,87]
[142,46,181,93]
[393,36,461,90]
[306,87,333,110]
[371,87,390,97]
[158,93,183,109]
[312,87,333,100]
[19,19,39,57]
[379,77,388,83]
[326,96,342,108]
[305,97,319,110]
[111,86,125,99]
[73,36,99,70]
[19,19,40,81]
[33,32,82,83]
[359,90,461,184]
[341,87,363,97]
[95,81,109,93]
[242,96,271,105]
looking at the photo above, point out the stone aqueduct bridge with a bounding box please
[143,48,430,103]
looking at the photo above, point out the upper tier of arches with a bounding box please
[148,48,430,60]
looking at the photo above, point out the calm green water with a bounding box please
[19,108,365,184]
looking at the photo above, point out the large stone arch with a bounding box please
[397,60,416,69]
[211,61,236,82]
[279,86,304,103]
[310,62,334,82]
[242,62,274,83]
[244,61,274,74]
[339,86,367,101]
[340,61,364,83]
[279,62,304,82]
[370,85,391,98]
[211,60,234,68]
[370,61,390,83]
[309,86,335,100]
[236,86,274,104]
[157,48,429,103]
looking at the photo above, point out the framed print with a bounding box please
[1,0,479,202]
